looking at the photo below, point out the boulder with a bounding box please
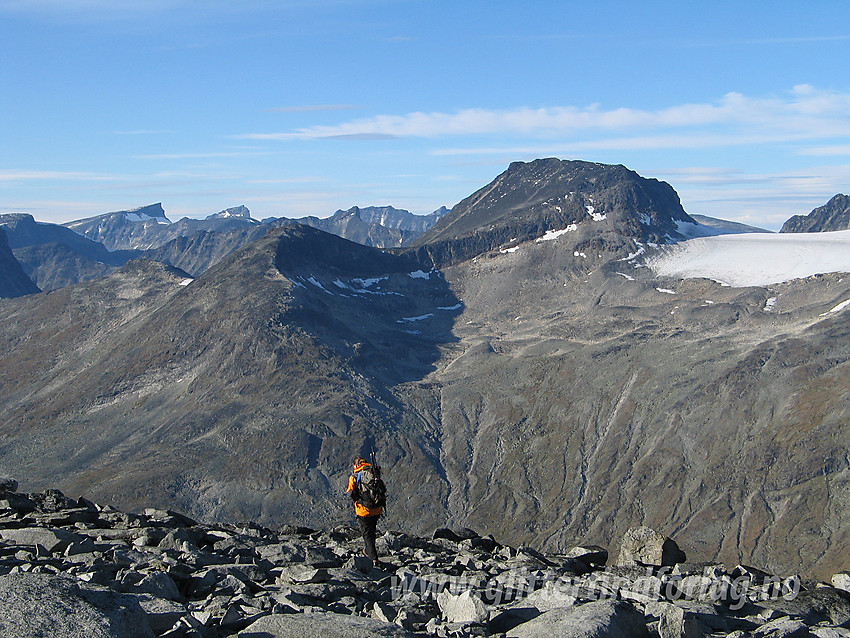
[133,571,183,601]
[437,589,490,624]
[833,574,850,594]
[64,536,97,556]
[28,489,78,512]
[157,528,195,552]
[372,601,398,623]
[810,628,850,638]
[0,572,155,638]
[510,581,580,612]
[0,477,18,492]
[757,587,850,628]
[126,593,188,635]
[237,612,417,637]
[434,528,464,543]
[278,566,330,584]
[566,545,609,568]
[0,493,37,514]
[344,554,373,573]
[490,607,543,634]
[0,526,84,553]
[506,599,651,638]
[752,617,811,638]
[617,527,686,568]
[649,601,707,638]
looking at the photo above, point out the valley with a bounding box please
[1,160,849,582]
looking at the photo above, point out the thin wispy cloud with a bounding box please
[738,35,850,45]
[798,145,850,156]
[132,151,272,160]
[266,104,364,113]
[113,129,169,136]
[245,177,328,184]
[0,170,115,182]
[238,86,850,149]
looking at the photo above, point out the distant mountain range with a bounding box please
[2,158,849,581]
[292,205,449,248]
[0,204,449,293]
[3,175,846,296]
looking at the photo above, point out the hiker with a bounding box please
[346,455,385,562]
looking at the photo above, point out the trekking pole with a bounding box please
[370,443,386,515]
[370,443,381,477]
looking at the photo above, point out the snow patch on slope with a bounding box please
[536,225,577,242]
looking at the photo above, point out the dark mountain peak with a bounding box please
[332,205,402,225]
[270,223,423,276]
[334,205,365,220]
[64,204,172,250]
[780,194,850,233]
[0,211,121,258]
[0,227,41,298]
[207,205,254,222]
[66,203,170,228]
[0,212,36,224]
[409,158,695,266]
[0,214,42,245]
[121,202,169,222]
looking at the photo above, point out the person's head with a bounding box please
[353,456,367,468]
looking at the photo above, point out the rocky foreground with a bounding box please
[1,480,849,638]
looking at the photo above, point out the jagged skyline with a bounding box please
[1,0,849,228]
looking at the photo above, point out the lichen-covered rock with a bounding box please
[0,572,155,638]
[437,589,490,624]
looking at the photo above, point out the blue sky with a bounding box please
[1,0,849,230]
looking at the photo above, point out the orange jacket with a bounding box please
[346,462,383,517]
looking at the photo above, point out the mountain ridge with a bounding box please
[781,194,850,233]
[2,205,447,290]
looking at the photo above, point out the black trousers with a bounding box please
[357,514,379,561]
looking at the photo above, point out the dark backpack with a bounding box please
[355,465,387,509]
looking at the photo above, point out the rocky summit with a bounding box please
[3,482,850,638]
[781,194,850,233]
[408,158,695,266]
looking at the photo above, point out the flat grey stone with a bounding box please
[510,581,580,612]
[752,617,811,638]
[0,526,83,553]
[238,612,416,637]
[506,599,650,638]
